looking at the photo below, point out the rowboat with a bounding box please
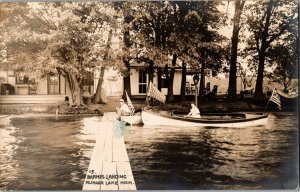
[121,114,143,125]
[141,110,268,128]
[117,91,143,126]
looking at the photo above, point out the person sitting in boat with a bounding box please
[185,103,201,118]
[116,99,131,118]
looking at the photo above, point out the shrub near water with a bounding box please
[0,103,104,115]
[57,104,103,115]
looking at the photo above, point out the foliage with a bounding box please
[172,1,227,70]
[1,1,298,104]
[1,2,123,105]
[244,0,298,98]
[267,43,298,91]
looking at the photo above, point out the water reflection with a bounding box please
[0,115,100,190]
[124,113,298,190]
[0,122,19,189]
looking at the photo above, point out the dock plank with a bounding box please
[101,162,118,190]
[82,123,107,190]
[103,122,113,162]
[83,112,136,190]
[113,136,129,162]
[117,162,136,190]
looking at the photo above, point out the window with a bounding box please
[83,71,94,94]
[49,76,59,94]
[138,72,147,93]
[205,82,211,92]
[83,72,94,86]
[161,74,168,88]
[16,76,35,84]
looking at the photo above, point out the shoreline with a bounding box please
[6,113,99,118]
[0,97,297,115]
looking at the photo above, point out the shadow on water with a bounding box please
[125,128,236,190]
[124,113,298,190]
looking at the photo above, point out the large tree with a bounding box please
[130,2,176,102]
[267,40,298,92]
[131,1,226,103]
[245,0,298,99]
[173,1,227,102]
[74,3,121,104]
[1,3,35,64]
[227,0,246,99]
[112,2,137,98]
[3,2,122,105]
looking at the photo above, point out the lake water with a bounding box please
[123,113,299,190]
[0,113,298,190]
[0,115,100,190]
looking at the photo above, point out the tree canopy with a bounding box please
[0,1,298,103]
[244,0,298,99]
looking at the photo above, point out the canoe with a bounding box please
[121,115,143,125]
[141,110,268,128]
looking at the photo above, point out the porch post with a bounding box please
[59,74,61,94]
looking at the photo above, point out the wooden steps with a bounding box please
[82,112,136,190]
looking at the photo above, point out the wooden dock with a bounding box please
[82,112,136,190]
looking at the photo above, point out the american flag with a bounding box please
[125,90,135,115]
[147,81,166,104]
[269,87,281,110]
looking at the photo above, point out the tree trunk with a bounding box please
[122,17,131,98]
[254,0,273,100]
[227,0,245,100]
[122,54,131,98]
[164,64,169,101]
[148,60,154,83]
[94,66,105,103]
[71,86,82,106]
[123,69,131,98]
[199,61,206,99]
[167,54,177,102]
[254,53,266,100]
[94,29,113,103]
[66,73,82,106]
[180,61,186,101]
[157,67,162,91]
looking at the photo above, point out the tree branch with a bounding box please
[267,25,287,46]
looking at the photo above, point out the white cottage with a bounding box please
[129,67,183,98]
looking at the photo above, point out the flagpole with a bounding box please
[263,87,275,114]
[263,100,271,114]
[144,80,151,108]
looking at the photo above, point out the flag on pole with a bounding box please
[269,87,281,110]
[147,81,166,104]
[125,90,135,115]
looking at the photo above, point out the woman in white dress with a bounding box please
[185,103,201,118]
